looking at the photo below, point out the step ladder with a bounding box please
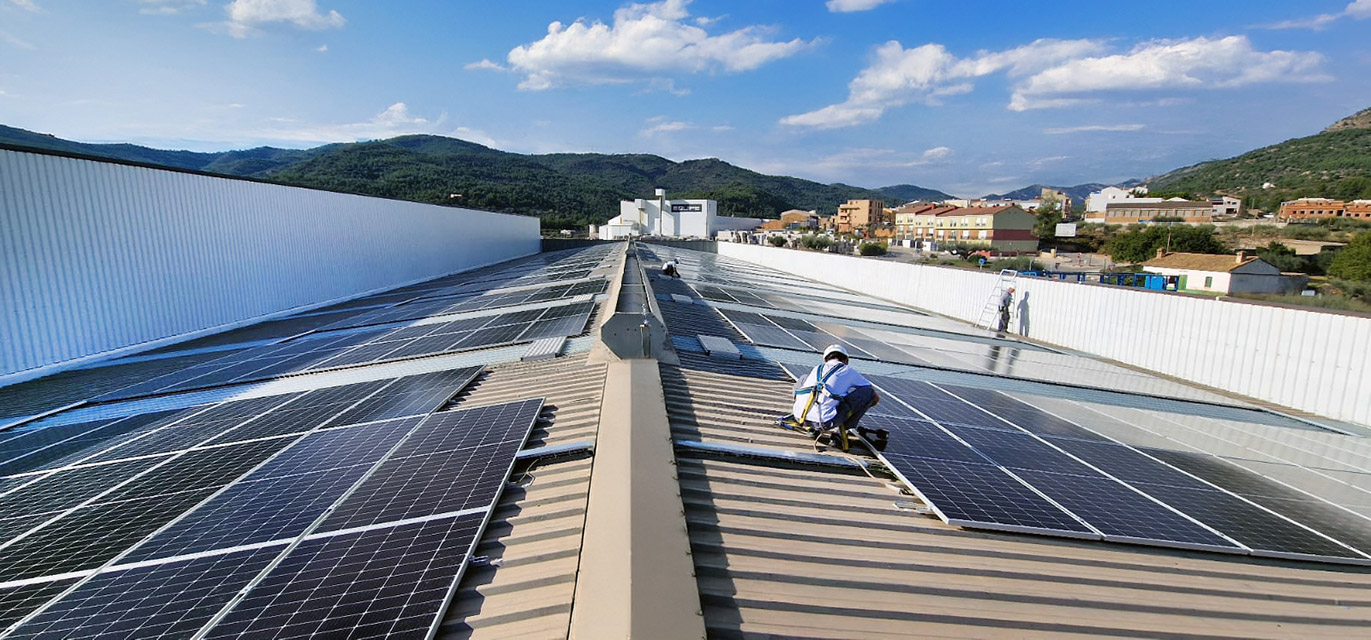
[975,269,1019,330]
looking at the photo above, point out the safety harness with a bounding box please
[784,361,851,451]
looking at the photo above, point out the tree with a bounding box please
[1103,224,1228,263]
[1034,208,1063,242]
[1255,241,1309,273]
[767,235,788,247]
[1329,233,1371,281]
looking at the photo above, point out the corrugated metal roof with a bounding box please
[438,354,605,638]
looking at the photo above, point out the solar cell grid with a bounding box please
[0,579,80,632]
[0,515,52,545]
[942,425,1098,475]
[204,512,487,640]
[0,411,181,476]
[735,323,811,351]
[7,547,280,640]
[888,457,1096,537]
[767,315,819,332]
[718,310,775,327]
[328,368,481,427]
[1233,496,1371,556]
[0,488,217,581]
[1043,437,1212,490]
[1011,469,1241,551]
[1142,449,1310,500]
[0,458,162,521]
[250,418,422,479]
[456,323,530,350]
[868,376,949,402]
[121,466,373,562]
[392,399,542,458]
[861,415,990,465]
[1130,481,1367,560]
[317,444,513,532]
[518,316,589,341]
[908,398,1010,429]
[100,438,293,503]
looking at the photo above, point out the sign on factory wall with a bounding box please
[1055,223,1077,238]
[670,204,703,213]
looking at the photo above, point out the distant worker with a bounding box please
[997,287,1015,333]
[662,259,680,278]
[780,345,880,450]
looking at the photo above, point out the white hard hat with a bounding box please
[822,344,848,359]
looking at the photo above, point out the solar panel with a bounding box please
[887,457,1097,538]
[99,438,294,503]
[0,488,217,581]
[936,385,1109,441]
[0,458,162,522]
[734,323,811,351]
[858,414,990,465]
[7,547,281,640]
[941,425,1098,475]
[1012,469,1243,552]
[0,410,184,476]
[1128,481,1368,562]
[203,513,487,640]
[0,579,80,632]
[327,367,482,427]
[82,395,297,463]
[1042,438,1214,490]
[249,417,423,479]
[909,398,1009,430]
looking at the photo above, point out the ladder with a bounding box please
[975,269,1019,330]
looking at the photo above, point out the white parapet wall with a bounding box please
[718,243,1371,427]
[1,148,540,380]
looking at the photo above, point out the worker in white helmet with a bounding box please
[661,259,680,278]
[782,344,880,449]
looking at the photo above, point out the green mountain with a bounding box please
[0,125,952,228]
[1148,107,1371,212]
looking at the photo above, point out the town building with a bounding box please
[1085,186,1162,213]
[1091,200,1214,224]
[599,190,761,239]
[1211,195,1243,217]
[835,199,887,233]
[1142,251,1308,294]
[903,205,1037,253]
[1279,198,1371,221]
[1040,187,1073,212]
[759,209,819,231]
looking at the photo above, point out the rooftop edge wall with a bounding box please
[717,242,1371,427]
[0,148,539,378]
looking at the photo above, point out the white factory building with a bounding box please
[597,190,762,240]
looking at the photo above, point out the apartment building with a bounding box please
[835,199,887,233]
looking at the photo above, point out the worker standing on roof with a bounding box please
[783,345,880,449]
[997,287,1015,333]
[661,259,680,278]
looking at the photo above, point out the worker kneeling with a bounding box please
[661,259,680,278]
[782,344,880,450]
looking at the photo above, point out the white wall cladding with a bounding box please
[719,243,1371,427]
[1,149,539,378]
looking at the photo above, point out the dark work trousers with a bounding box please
[833,385,877,431]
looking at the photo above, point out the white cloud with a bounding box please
[6,0,39,12]
[1263,1,1371,29]
[919,146,952,162]
[1043,124,1145,134]
[221,0,344,38]
[450,126,499,148]
[639,115,733,136]
[781,38,1102,128]
[315,44,327,52]
[504,0,815,90]
[0,28,36,49]
[263,102,445,143]
[1009,36,1326,111]
[826,0,897,12]
[138,0,206,15]
[465,58,507,72]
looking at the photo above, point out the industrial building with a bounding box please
[598,189,763,240]
[2,145,1370,639]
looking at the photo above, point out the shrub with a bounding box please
[767,235,788,247]
[857,242,887,256]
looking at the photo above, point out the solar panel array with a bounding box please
[636,245,1371,567]
[0,244,614,638]
[862,377,1371,564]
[0,398,543,638]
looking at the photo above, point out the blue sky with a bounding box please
[2,0,1369,197]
